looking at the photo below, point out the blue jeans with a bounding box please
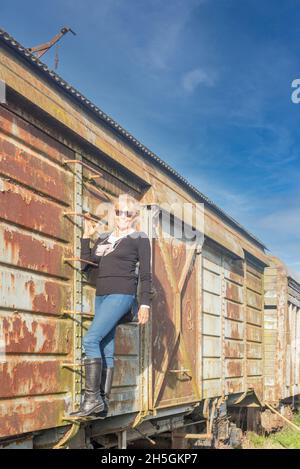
[82,293,136,367]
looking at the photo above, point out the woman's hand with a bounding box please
[137,306,150,325]
[83,212,98,238]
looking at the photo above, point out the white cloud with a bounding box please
[182,67,217,93]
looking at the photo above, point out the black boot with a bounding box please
[69,358,105,417]
[95,366,114,418]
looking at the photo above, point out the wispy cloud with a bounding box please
[182,68,217,93]
[133,0,205,71]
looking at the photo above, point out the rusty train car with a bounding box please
[0,28,299,449]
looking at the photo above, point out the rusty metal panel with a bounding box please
[0,223,73,279]
[0,359,72,398]
[263,259,280,401]
[202,240,256,399]
[0,312,71,354]
[150,210,201,409]
[0,106,73,165]
[0,267,72,314]
[285,300,300,397]
[245,258,264,401]
[203,359,222,379]
[223,253,244,395]
[225,320,244,340]
[0,107,75,439]
[263,257,294,402]
[0,178,70,241]
[224,340,244,358]
[202,242,222,398]
[0,133,73,205]
[0,397,67,438]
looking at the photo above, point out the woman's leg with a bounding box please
[100,328,116,368]
[82,294,107,358]
[83,293,136,359]
[70,294,135,417]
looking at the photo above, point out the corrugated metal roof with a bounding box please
[0,28,266,249]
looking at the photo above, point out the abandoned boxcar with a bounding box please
[0,28,298,449]
[264,257,300,403]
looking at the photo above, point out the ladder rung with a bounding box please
[61,310,94,318]
[63,257,98,266]
[63,159,103,179]
[61,363,84,368]
[62,211,105,226]
[63,160,111,200]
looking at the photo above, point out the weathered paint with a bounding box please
[0,224,73,278]
[0,134,73,205]
[264,256,300,402]
[0,359,72,398]
[0,106,74,165]
[201,242,265,401]
[245,257,264,402]
[0,268,72,314]
[0,107,75,439]
[0,313,72,354]
[150,213,201,409]
[0,178,70,241]
[0,397,68,438]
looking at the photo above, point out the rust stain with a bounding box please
[2,227,72,278]
[0,180,69,241]
[3,316,37,352]
[0,361,61,398]
[2,313,72,353]
[0,106,74,164]
[23,279,72,315]
[0,135,73,205]
[226,301,243,321]
[0,398,65,438]
[225,281,243,303]
[226,360,243,378]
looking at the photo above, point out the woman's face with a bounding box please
[114,202,137,231]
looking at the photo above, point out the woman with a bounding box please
[69,193,152,418]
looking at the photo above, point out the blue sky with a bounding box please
[2,0,300,274]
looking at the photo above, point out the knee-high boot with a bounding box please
[69,357,105,417]
[96,366,114,418]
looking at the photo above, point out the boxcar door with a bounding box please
[146,205,202,410]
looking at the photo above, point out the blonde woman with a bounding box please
[69,194,152,418]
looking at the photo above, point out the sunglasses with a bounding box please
[115,209,136,218]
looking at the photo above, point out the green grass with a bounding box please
[245,409,300,449]
[246,432,269,448]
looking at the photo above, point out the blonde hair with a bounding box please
[113,193,141,229]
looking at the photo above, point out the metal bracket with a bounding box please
[63,159,111,200]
